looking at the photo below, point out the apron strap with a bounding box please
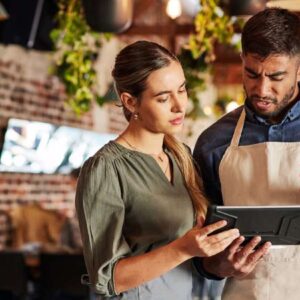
[230,109,246,147]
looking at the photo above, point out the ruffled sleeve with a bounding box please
[75,154,131,296]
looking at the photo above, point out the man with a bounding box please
[193,7,300,300]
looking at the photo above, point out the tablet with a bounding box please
[204,205,300,245]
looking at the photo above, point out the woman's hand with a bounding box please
[114,219,239,294]
[174,219,240,259]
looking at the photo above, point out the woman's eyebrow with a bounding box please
[152,80,186,97]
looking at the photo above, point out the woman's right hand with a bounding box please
[175,220,240,259]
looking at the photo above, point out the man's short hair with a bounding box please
[242,8,300,58]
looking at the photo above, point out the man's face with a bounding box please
[242,53,300,121]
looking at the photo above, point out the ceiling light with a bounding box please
[0,2,8,21]
[166,0,182,19]
[180,0,201,18]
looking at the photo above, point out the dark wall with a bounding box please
[0,0,57,50]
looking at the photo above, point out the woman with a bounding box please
[75,41,239,299]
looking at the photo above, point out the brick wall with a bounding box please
[0,45,93,128]
[0,173,76,213]
[0,45,94,213]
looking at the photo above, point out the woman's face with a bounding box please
[136,60,188,135]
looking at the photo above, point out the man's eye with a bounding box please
[247,74,258,79]
[270,76,283,81]
[178,87,187,93]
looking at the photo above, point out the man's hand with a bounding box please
[202,236,272,278]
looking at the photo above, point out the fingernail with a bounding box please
[254,236,261,243]
[233,229,240,236]
[265,242,272,248]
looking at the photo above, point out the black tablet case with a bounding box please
[204,205,300,245]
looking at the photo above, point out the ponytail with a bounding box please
[164,135,208,218]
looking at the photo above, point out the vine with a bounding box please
[50,0,111,114]
[181,0,242,119]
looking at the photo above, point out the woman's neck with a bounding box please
[117,123,165,155]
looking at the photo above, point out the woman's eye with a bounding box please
[157,98,168,103]
[178,88,187,93]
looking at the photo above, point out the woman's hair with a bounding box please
[242,7,300,58]
[112,40,208,217]
[112,40,178,121]
[164,135,208,218]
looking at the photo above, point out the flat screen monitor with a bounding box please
[0,118,117,174]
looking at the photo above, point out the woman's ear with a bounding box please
[120,92,138,113]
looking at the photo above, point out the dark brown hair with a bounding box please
[112,40,178,121]
[242,7,300,58]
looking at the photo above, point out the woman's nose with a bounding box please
[172,95,186,112]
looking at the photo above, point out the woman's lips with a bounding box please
[169,117,184,125]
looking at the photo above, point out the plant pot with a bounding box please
[81,0,133,33]
[228,0,267,15]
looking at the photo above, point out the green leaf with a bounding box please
[50,0,114,115]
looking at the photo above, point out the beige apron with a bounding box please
[219,109,300,300]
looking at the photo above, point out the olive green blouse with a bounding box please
[75,141,195,298]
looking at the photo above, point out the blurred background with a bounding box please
[0,0,299,299]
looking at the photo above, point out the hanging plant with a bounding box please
[50,0,112,115]
[189,0,241,62]
[180,0,243,120]
[179,48,209,120]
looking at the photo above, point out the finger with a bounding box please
[199,220,227,236]
[228,236,245,256]
[208,228,240,243]
[245,241,271,267]
[234,241,272,277]
[207,230,241,254]
[233,236,262,266]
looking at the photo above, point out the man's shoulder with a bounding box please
[195,106,243,154]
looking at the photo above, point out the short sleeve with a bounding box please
[75,154,131,297]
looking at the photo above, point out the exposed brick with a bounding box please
[0,45,93,213]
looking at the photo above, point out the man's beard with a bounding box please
[245,85,296,119]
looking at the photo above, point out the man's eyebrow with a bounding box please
[245,67,287,77]
[266,71,287,77]
[153,80,186,97]
[245,67,258,75]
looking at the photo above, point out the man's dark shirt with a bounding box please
[193,99,300,205]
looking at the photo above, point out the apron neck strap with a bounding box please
[230,109,246,147]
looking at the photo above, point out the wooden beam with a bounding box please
[120,24,194,36]
[133,0,154,19]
